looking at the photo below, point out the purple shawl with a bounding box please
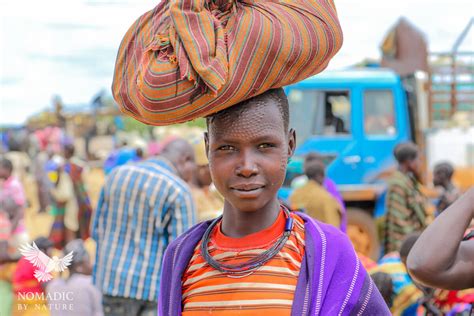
[158,212,389,315]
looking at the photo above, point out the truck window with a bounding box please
[364,90,397,136]
[288,89,350,145]
[323,92,350,135]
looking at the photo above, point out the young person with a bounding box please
[158,89,389,315]
[290,155,342,228]
[432,161,460,214]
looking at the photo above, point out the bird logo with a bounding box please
[19,242,74,283]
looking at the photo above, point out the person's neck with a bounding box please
[442,181,453,190]
[309,178,323,186]
[221,198,281,238]
[398,165,409,174]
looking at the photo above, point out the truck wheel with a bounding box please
[346,208,380,261]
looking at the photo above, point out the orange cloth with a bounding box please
[182,211,305,315]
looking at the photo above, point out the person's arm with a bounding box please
[407,187,474,290]
[3,197,22,232]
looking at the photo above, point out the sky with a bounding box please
[0,0,472,125]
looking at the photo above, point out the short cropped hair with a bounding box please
[305,152,324,164]
[206,88,290,131]
[434,162,454,179]
[394,142,419,164]
[371,272,393,308]
[304,159,325,180]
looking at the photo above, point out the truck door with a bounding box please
[287,88,365,185]
[360,88,410,184]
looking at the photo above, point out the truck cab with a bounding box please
[281,68,418,259]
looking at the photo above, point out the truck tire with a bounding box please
[346,208,380,261]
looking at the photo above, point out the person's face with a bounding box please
[433,169,446,187]
[196,164,212,187]
[176,149,196,183]
[63,148,73,160]
[408,155,422,180]
[205,101,295,213]
[0,167,11,181]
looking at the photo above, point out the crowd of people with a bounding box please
[0,93,472,316]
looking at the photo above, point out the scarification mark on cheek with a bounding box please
[280,153,288,172]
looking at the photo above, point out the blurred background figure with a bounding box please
[33,149,51,214]
[63,143,92,240]
[189,140,223,222]
[371,272,393,310]
[432,161,461,215]
[324,99,347,134]
[0,156,29,254]
[47,239,103,316]
[92,138,196,316]
[290,153,343,229]
[12,237,53,316]
[103,140,145,175]
[371,234,424,315]
[383,142,427,254]
[48,156,78,249]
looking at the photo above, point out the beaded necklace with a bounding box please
[200,206,294,275]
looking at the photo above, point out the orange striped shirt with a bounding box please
[182,211,305,315]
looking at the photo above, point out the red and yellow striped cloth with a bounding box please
[112,0,343,125]
[181,211,305,315]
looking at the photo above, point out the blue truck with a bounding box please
[279,68,429,259]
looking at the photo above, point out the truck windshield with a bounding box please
[288,89,350,145]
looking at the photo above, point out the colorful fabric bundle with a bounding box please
[112,0,343,125]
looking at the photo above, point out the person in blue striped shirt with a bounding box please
[92,138,197,315]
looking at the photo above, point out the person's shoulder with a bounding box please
[137,159,185,185]
[297,212,351,249]
[387,172,409,190]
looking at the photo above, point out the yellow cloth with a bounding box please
[50,171,78,232]
[193,140,208,166]
[191,187,223,222]
[289,180,341,228]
